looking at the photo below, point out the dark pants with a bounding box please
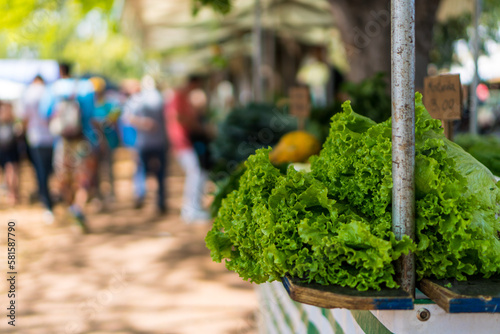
[29,146,53,210]
[136,147,167,210]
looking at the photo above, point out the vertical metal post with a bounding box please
[253,0,263,102]
[470,0,482,134]
[391,0,415,296]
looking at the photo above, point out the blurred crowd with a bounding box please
[0,63,216,232]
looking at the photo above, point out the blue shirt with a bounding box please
[39,78,97,146]
[94,100,120,150]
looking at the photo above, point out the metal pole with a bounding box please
[253,0,263,102]
[391,0,415,296]
[470,0,482,134]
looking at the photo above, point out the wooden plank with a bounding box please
[442,120,454,140]
[418,276,500,313]
[282,275,414,310]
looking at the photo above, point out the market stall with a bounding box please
[252,0,500,332]
[205,0,500,333]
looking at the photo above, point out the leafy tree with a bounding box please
[0,0,142,80]
[194,0,443,87]
[431,0,500,69]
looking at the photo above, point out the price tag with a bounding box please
[423,74,462,120]
[289,87,310,119]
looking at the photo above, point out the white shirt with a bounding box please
[22,83,54,147]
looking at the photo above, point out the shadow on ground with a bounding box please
[0,155,258,334]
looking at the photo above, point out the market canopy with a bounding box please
[122,0,335,52]
[121,0,478,76]
[122,0,474,52]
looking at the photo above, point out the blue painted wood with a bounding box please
[373,297,414,310]
[418,276,500,313]
[449,298,500,313]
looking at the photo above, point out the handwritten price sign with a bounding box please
[423,74,462,120]
[289,87,311,119]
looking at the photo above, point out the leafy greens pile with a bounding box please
[206,93,500,291]
[210,103,297,180]
[454,133,500,177]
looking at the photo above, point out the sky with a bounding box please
[450,39,500,84]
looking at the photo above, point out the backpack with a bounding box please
[49,85,83,139]
[0,103,16,148]
[0,123,15,148]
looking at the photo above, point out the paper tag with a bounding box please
[423,74,462,120]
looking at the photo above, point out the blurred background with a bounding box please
[0,0,500,333]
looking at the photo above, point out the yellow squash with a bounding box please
[269,131,321,164]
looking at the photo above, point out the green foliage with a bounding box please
[341,72,391,124]
[431,0,500,68]
[314,93,500,281]
[0,0,113,30]
[192,0,231,15]
[206,93,500,290]
[211,163,246,218]
[454,134,500,177]
[431,14,471,68]
[0,0,142,81]
[209,103,297,180]
[206,149,414,290]
[306,73,391,142]
[307,103,342,144]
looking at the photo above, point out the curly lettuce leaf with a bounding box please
[206,93,500,291]
[310,93,500,281]
[207,149,414,291]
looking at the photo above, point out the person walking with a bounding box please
[21,75,55,222]
[39,63,97,232]
[89,76,120,206]
[0,101,20,206]
[166,75,211,223]
[123,76,168,214]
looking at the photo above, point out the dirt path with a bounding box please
[0,154,258,334]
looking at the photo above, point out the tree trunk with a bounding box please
[329,0,441,88]
[414,0,442,89]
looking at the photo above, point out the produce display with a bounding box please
[454,133,500,177]
[209,103,297,179]
[206,93,500,291]
[305,73,391,143]
[209,74,391,181]
[210,164,246,218]
[211,131,321,217]
[340,72,391,124]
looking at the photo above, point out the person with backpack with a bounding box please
[0,101,21,206]
[39,63,97,233]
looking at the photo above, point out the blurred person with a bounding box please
[21,75,55,222]
[118,79,140,148]
[189,88,214,171]
[0,101,20,205]
[166,75,211,223]
[123,76,168,214]
[89,76,120,205]
[39,63,97,233]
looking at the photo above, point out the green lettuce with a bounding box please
[206,149,413,290]
[454,134,500,176]
[312,93,500,281]
[206,93,500,291]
